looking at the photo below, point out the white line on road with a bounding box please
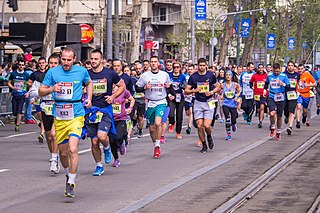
[3,131,39,139]
[0,169,10,173]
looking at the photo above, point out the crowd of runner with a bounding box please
[1,48,320,198]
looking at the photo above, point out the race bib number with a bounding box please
[56,82,73,100]
[208,99,215,110]
[270,80,280,89]
[176,93,182,102]
[274,93,284,102]
[150,83,163,93]
[55,104,74,120]
[34,99,41,105]
[257,81,265,89]
[254,95,260,101]
[197,82,209,93]
[93,79,107,94]
[287,91,297,100]
[245,94,253,99]
[225,91,235,99]
[185,95,193,103]
[89,112,103,123]
[135,92,144,98]
[112,102,122,114]
[289,79,297,88]
[41,101,54,116]
[14,80,26,91]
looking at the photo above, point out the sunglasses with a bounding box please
[18,64,24,66]
[174,66,180,68]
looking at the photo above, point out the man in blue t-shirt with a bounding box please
[85,49,125,176]
[8,60,30,132]
[185,58,220,153]
[39,47,93,198]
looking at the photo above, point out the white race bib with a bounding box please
[274,93,284,102]
[176,93,181,102]
[185,95,193,103]
[55,82,73,100]
[270,80,280,89]
[55,104,74,120]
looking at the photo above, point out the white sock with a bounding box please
[104,144,110,150]
[68,173,77,184]
[96,161,103,167]
[155,140,160,147]
[64,167,69,176]
[51,153,58,160]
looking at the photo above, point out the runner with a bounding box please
[110,86,134,167]
[8,60,30,132]
[264,63,290,141]
[220,70,241,140]
[185,58,220,153]
[29,53,61,173]
[283,61,299,135]
[135,56,171,158]
[184,64,195,135]
[239,62,255,125]
[249,64,268,128]
[168,62,186,139]
[84,49,125,176]
[39,47,93,198]
[296,64,316,128]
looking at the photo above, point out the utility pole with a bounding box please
[114,0,119,59]
[105,0,113,60]
[1,0,5,65]
[42,0,60,59]
[191,0,195,63]
[130,0,142,62]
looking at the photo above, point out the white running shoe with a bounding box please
[50,159,60,174]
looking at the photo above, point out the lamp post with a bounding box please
[210,8,267,65]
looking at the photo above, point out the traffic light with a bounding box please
[288,14,293,28]
[7,0,18,12]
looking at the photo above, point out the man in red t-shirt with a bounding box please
[250,64,268,128]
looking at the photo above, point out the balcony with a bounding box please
[151,11,181,25]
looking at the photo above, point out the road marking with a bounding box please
[3,131,39,139]
[0,169,10,173]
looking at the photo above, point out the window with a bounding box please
[159,7,167,21]
[126,0,132,5]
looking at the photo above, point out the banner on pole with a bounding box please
[195,0,206,21]
[267,34,276,50]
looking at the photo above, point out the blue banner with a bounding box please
[288,37,295,50]
[240,19,251,37]
[195,0,206,21]
[267,34,276,49]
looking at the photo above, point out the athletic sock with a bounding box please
[64,167,69,176]
[155,140,160,147]
[68,173,76,184]
[96,161,103,167]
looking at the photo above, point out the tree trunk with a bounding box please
[130,0,142,61]
[240,15,258,65]
[218,0,236,66]
[42,0,60,59]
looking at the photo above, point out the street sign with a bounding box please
[302,41,308,49]
[152,41,159,50]
[80,24,94,43]
[267,34,276,50]
[210,37,218,46]
[144,40,153,50]
[288,37,295,50]
[240,18,251,37]
[195,0,206,21]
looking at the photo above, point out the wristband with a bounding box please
[128,107,133,110]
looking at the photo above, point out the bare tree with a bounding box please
[42,0,60,59]
[130,0,142,61]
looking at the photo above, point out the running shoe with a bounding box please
[284,117,289,124]
[207,136,215,149]
[15,125,19,132]
[112,159,120,167]
[200,142,208,153]
[104,146,112,164]
[302,116,307,124]
[243,114,248,121]
[232,124,237,132]
[287,127,292,135]
[270,128,275,137]
[176,133,182,139]
[258,122,262,128]
[276,133,281,141]
[138,128,143,138]
[186,126,191,134]
[120,142,126,155]
[296,121,301,129]
[168,124,174,133]
[225,134,231,141]
[160,136,166,143]
[317,108,320,115]
[153,146,161,158]
[28,120,37,124]
[64,183,76,198]
[50,159,60,174]
[247,121,252,125]
[196,140,202,147]
[38,133,44,143]
[306,121,310,127]
[93,165,104,176]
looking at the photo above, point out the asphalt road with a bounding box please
[0,110,319,213]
